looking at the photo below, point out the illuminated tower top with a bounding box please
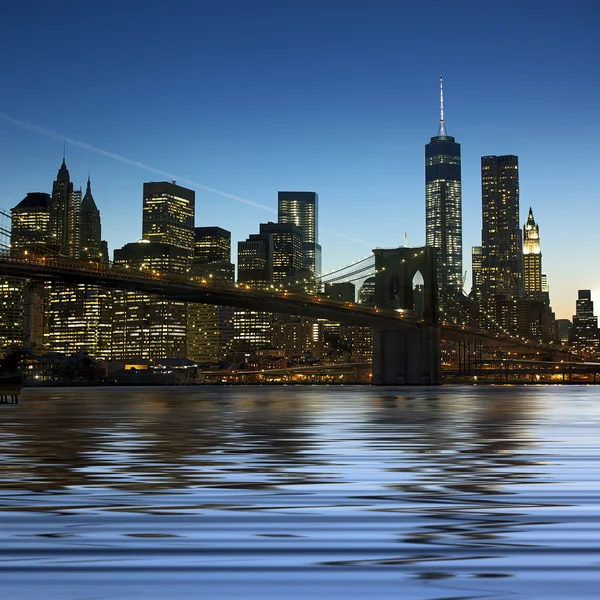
[523,207,540,255]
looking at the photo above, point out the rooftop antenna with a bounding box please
[438,75,446,138]
[63,140,66,163]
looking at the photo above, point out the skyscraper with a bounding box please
[523,207,543,301]
[10,193,52,258]
[49,157,80,257]
[277,191,321,280]
[570,290,599,355]
[425,77,462,296]
[480,155,523,299]
[142,181,195,256]
[112,241,189,361]
[79,177,103,261]
[187,227,235,363]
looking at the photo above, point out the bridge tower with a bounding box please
[372,247,441,385]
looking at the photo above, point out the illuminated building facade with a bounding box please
[234,235,271,355]
[278,191,322,279]
[8,193,53,351]
[44,284,113,358]
[480,154,523,299]
[142,181,195,256]
[187,227,235,363]
[112,241,189,360]
[523,207,545,302]
[425,77,462,296]
[10,193,52,258]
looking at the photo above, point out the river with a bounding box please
[1,385,599,599]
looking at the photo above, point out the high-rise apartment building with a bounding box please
[278,191,321,279]
[425,77,462,296]
[142,181,195,256]
[480,155,523,299]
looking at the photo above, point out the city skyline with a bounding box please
[0,1,597,320]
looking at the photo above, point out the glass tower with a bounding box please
[277,191,321,280]
[425,78,462,296]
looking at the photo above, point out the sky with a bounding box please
[0,0,597,319]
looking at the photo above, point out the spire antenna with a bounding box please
[63,140,66,162]
[438,75,446,138]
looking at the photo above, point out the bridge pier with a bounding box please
[372,325,441,385]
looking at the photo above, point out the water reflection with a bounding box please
[0,385,599,599]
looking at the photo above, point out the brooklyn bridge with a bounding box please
[0,214,575,385]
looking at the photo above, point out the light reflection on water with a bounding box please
[1,385,599,599]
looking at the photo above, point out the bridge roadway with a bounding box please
[0,254,564,358]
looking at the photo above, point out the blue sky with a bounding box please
[0,0,597,319]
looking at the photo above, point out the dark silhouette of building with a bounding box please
[570,290,599,356]
[79,177,103,261]
[49,158,79,257]
[425,77,462,297]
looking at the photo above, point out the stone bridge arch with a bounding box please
[371,246,441,385]
[373,246,438,321]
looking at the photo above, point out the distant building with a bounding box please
[278,191,322,280]
[556,319,572,345]
[569,290,599,355]
[523,208,543,301]
[10,192,52,258]
[142,181,195,256]
[79,177,103,261]
[425,77,462,296]
[470,246,482,299]
[187,227,235,363]
[49,158,81,257]
[112,241,189,361]
[480,154,523,299]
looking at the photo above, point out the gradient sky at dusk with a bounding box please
[0,0,597,319]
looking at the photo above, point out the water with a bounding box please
[1,385,599,599]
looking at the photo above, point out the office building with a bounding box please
[470,246,482,299]
[112,241,189,361]
[49,158,80,257]
[187,227,235,363]
[523,208,543,301]
[10,193,52,258]
[142,181,195,256]
[278,191,321,280]
[425,77,462,296]
[480,154,523,299]
[79,177,104,261]
[570,290,599,355]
